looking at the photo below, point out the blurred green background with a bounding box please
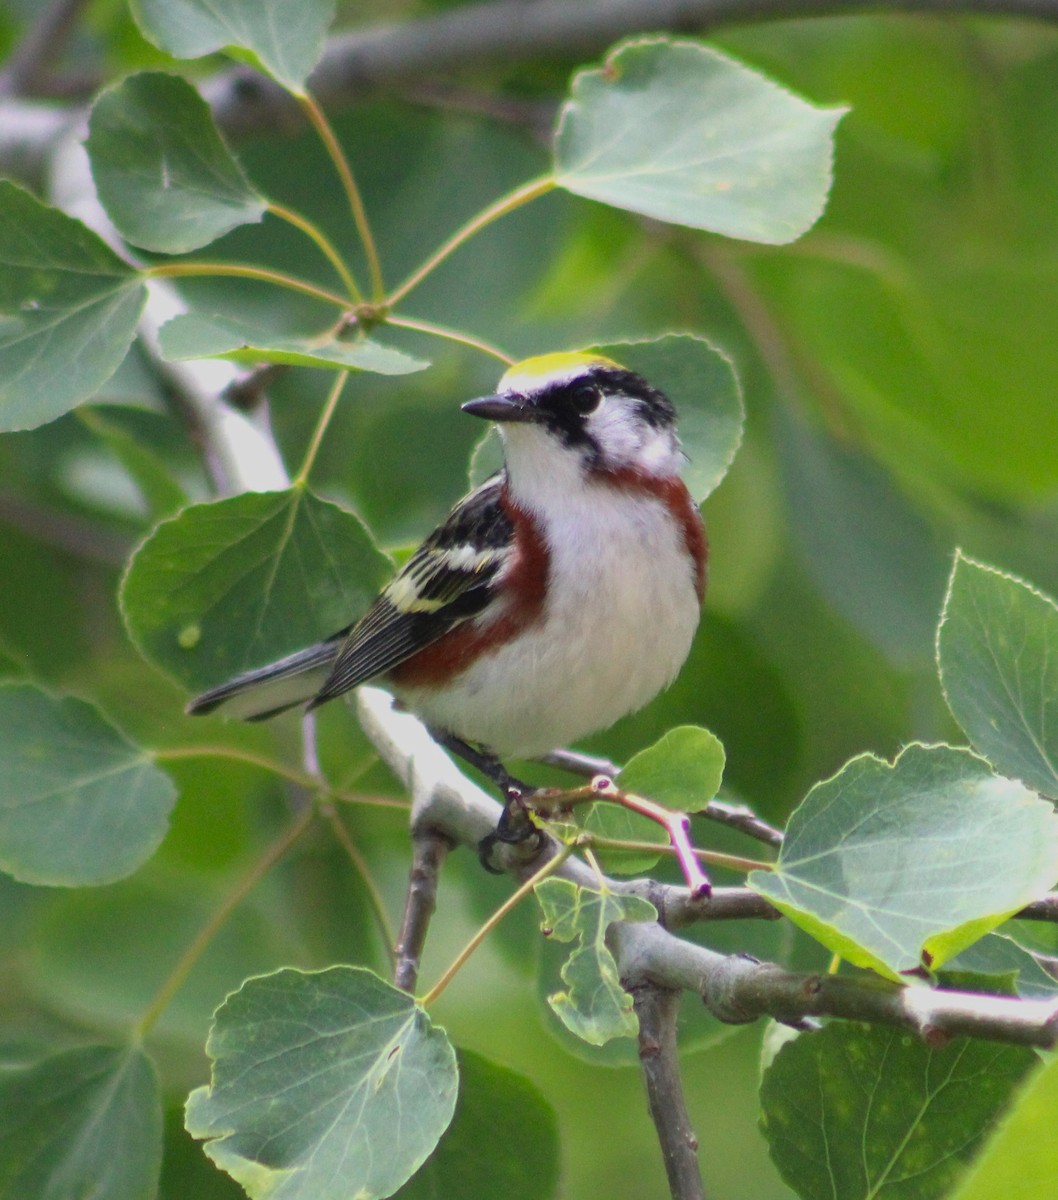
[2,3,1058,1197]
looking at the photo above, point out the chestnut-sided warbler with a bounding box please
[188,352,707,808]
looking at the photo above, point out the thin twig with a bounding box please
[394,830,453,992]
[321,801,398,971]
[594,777,712,898]
[632,983,706,1200]
[697,800,785,849]
[1017,895,1058,922]
[135,804,315,1037]
[0,0,92,97]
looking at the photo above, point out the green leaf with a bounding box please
[395,1050,559,1200]
[79,407,189,519]
[760,1022,1036,1200]
[0,684,175,887]
[777,404,950,666]
[185,967,458,1200]
[943,933,1058,1000]
[584,724,725,875]
[581,803,669,876]
[534,877,656,1045]
[0,181,146,432]
[598,334,743,504]
[950,1054,1058,1200]
[618,725,725,811]
[554,38,845,244]
[130,0,335,93]
[87,72,267,254]
[938,553,1058,800]
[749,743,1058,979]
[0,1044,162,1200]
[121,488,392,691]
[159,313,430,375]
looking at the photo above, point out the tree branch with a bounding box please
[394,829,453,992]
[356,687,1058,1052]
[633,983,707,1200]
[6,0,1058,181]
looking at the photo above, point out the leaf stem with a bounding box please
[297,91,384,300]
[153,744,409,810]
[147,261,352,310]
[386,176,556,308]
[320,800,397,971]
[384,314,514,366]
[593,778,712,898]
[419,843,574,1008]
[134,804,315,1038]
[583,834,772,874]
[268,202,361,300]
[294,370,349,485]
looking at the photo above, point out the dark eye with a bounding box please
[569,382,601,415]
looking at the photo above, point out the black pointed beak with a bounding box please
[461,394,539,423]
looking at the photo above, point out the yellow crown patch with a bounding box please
[499,350,621,391]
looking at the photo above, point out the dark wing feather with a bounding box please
[310,474,512,704]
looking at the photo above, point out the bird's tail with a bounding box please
[186,632,348,721]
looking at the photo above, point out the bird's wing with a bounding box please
[311,474,513,703]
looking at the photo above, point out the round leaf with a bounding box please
[618,724,725,811]
[0,181,145,432]
[159,313,430,375]
[395,1051,559,1200]
[938,553,1058,800]
[761,1022,1036,1200]
[0,1044,162,1200]
[585,724,725,874]
[130,0,335,94]
[87,72,266,254]
[555,38,846,244]
[121,488,392,691]
[749,743,1058,979]
[185,966,459,1200]
[598,334,744,504]
[0,685,175,887]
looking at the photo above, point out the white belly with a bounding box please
[397,487,701,759]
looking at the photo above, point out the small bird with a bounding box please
[188,351,707,822]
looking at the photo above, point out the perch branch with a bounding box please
[633,983,707,1200]
[394,829,453,992]
[356,687,1058,1051]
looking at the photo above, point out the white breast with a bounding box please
[398,444,701,759]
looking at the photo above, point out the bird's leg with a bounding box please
[430,730,544,870]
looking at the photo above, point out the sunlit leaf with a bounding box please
[121,488,392,691]
[159,313,429,375]
[585,725,725,875]
[0,1044,162,1200]
[0,684,175,887]
[938,553,1058,799]
[749,743,1058,979]
[130,0,335,93]
[534,877,656,1045]
[618,725,725,811]
[87,72,266,253]
[395,1051,559,1200]
[950,1054,1058,1200]
[761,1022,1036,1200]
[185,967,458,1200]
[0,181,145,432]
[555,38,845,244]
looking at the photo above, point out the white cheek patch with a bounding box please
[587,400,683,475]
